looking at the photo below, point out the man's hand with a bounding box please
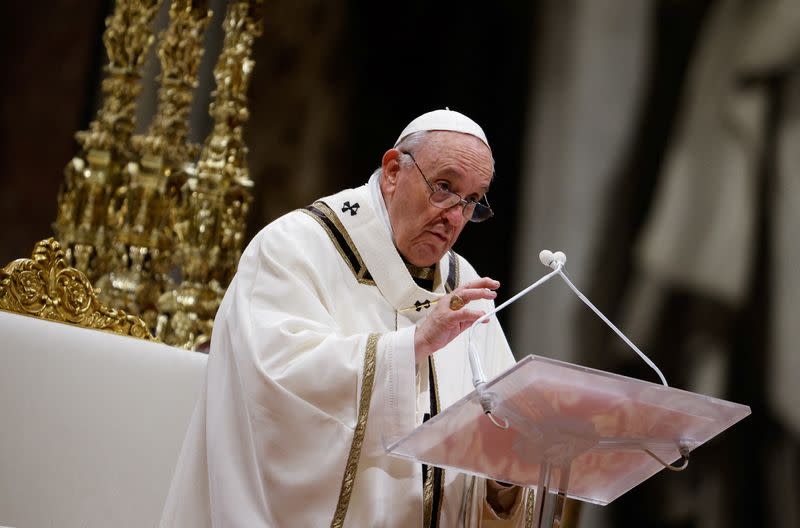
[413,277,500,363]
[485,480,520,517]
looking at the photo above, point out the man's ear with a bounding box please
[381,149,402,193]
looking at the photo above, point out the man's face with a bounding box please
[380,131,494,267]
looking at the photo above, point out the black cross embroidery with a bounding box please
[341,201,360,216]
[414,299,431,312]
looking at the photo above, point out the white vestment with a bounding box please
[160,181,534,527]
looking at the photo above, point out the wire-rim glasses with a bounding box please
[400,151,494,223]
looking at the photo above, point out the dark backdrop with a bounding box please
[4,3,784,528]
[0,0,536,334]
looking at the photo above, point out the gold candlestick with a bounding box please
[99,0,212,329]
[53,0,162,283]
[158,0,264,349]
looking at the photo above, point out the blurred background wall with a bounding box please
[1,0,797,526]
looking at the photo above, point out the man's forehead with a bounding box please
[426,146,494,192]
[422,130,491,154]
[433,161,493,181]
[422,132,493,167]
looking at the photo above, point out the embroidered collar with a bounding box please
[404,260,438,292]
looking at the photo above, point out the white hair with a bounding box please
[371,131,429,179]
[372,129,495,180]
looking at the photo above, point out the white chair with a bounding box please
[0,309,206,528]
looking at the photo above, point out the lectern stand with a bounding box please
[387,355,751,528]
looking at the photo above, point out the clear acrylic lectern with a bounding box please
[387,355,751,528]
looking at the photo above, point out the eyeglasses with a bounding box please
[400,151,494,223]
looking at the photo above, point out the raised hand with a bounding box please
[413,277,500,363]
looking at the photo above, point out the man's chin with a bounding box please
[405,245,448,267]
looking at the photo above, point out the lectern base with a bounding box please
[531,460,571,527]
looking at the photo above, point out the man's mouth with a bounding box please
[427,230,449,243]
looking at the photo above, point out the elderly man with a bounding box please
[161,110,531,527]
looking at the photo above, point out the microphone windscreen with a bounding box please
[539,249,554,267]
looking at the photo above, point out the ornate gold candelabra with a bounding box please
[53,0,162,283]
[156,0,263,349]
[98,0,212,329]
[48,0,263,348]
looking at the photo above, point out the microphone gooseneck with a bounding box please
[466,249,668,410]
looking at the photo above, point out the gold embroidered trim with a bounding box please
[423,463,435,528]
[406,262,436,281]
[422,355,445,528]
[301,203,375,286]
[323,203,373,284]
[524,487,536,528]
[462,476,475,522]
[0,238,153,340]
[445,251,461,293]
[430,356,445,528]
[330,332,380,528]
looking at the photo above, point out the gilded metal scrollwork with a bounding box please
[53,0,162,282]
[99,0,212,329]
[0,239,154,340]
[49,0,263,350]
[157,0,263,349]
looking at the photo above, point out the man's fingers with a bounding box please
[450,277,500,308]
[448,309,488,326]
[457,287,497,304]
[447,286,497,310]
[462,277,500,291]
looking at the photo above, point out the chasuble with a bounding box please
[160,180,534,527]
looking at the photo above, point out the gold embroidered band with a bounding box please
[302,202,375,286]
[330,333,380,528]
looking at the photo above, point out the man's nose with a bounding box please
[441,203,465,225]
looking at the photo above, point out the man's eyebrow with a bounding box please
[435,167,488,180]
[432,167,461,178]
[434,168,491,193]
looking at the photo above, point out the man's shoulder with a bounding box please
[250,193,370,255]
[258,207,323,238]
[254,184,367,239]
[242,207,332,262]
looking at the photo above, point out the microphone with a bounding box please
[466,250,565,415]
[468,248,668,405]
[538,249,566,269]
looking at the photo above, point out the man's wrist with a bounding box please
[412,326,430,364]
